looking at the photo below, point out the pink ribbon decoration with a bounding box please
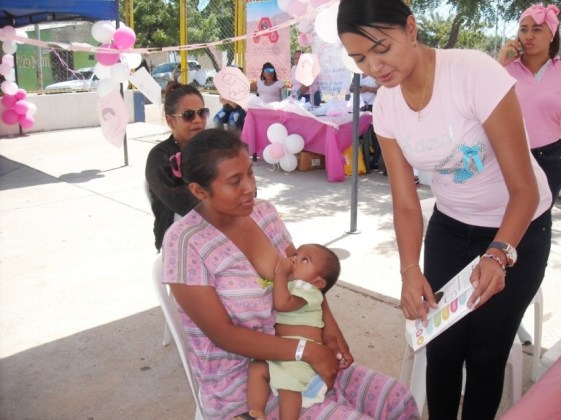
[520,4,560,36]
[169,152,183,179]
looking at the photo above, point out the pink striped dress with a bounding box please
[162,200,419,419]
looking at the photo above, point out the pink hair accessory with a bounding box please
[520,4,560,36]
[169,152,183,178]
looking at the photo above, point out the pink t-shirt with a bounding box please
[374,49,551,227]
[257,79,285,103]
[505,57,561,149]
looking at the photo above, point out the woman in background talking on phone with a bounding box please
[497,4,561,204]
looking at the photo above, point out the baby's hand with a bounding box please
[274,255,293,278]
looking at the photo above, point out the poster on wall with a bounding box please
[245,0,291,82]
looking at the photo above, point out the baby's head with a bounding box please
[291,244,340,294]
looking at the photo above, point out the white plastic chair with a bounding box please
[153,254,204,420]
[400,332,523,413]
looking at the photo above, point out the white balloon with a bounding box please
[1,80,18,95]
[0,62,11,76]
[267,123,288,143]
[340,45,363,74]
[120,52,142,69]
[277,0,290,12]
[314,4,340,44]
[2,54,14,66]
[91,21,116,44]
[2,41,17,55]
[263,145,280,164]
[97,78,119,97]
[4,69,15,82]
[27,102,37,116]
[14,29,28,44]
[284,133,305,154]
[94,62,112,79]
[279,154,298,172]
[297,17,314,34]
[110,62,129,84]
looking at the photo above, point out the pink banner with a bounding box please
[245,0,291,82]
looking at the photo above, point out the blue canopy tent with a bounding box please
[0,0,119,28]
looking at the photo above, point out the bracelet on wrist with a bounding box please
[295,339,306,361]
[481,253,506,271]
[400,263,420,276]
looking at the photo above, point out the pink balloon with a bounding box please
[113,27,136,49]
[286,0,308,17]
[298,32,311,47]
[15,88,27,100]
[19,113,35,129]
[269,142,286,159]
[13,100,29,115]
[2,109,19,125]
[96,43,120,66]
[1,94,17,108]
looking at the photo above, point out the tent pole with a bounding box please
[347,73,361,234]
[116,19,129,166]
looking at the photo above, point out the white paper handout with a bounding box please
[406,256,480,351]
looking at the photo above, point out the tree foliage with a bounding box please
[412,0,561,48]
[119,0,236,70]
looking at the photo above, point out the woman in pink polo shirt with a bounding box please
[497,4,561,204]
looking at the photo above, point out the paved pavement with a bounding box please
[1,104,559,419]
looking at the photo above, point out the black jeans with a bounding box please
[532,138,561,207]
[423,207,551,420]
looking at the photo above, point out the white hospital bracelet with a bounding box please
[295,339,307,361]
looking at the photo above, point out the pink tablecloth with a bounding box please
[501,356,561,419]
[241,108,372,182]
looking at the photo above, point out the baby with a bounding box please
[237,243,340,420]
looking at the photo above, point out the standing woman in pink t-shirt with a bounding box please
[338,0,552,419]
[497,4,561,204]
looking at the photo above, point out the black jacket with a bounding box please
[145,135,199,250]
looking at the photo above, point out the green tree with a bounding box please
[119,0,236,71]
[119,0,178,48]
[418,12,493,52]
[411,0,560,48]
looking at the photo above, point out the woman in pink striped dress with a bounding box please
[162,129,419,419]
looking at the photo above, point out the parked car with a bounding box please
[151,60,216,90]
[44,68,99,93]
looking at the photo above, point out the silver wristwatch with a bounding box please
[487,241,517,267]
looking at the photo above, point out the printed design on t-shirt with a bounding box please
[435,142,487,183]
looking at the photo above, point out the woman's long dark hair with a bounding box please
[337,0,412,40]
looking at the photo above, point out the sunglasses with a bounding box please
[170,108,210,122]
[263,68,275,73]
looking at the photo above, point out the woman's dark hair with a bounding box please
[163,81,204,115]
[549,27,560,59]
[337,0,412,40]
[260,62,278,82]
[181,128,248,189]
[312,244,340,294]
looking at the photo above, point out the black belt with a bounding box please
[532,138,561,154]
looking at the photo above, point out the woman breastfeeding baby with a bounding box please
[161,128,418,419]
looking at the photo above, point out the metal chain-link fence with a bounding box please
[11,4,527,93]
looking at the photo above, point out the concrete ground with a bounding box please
[1,104,560,419]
